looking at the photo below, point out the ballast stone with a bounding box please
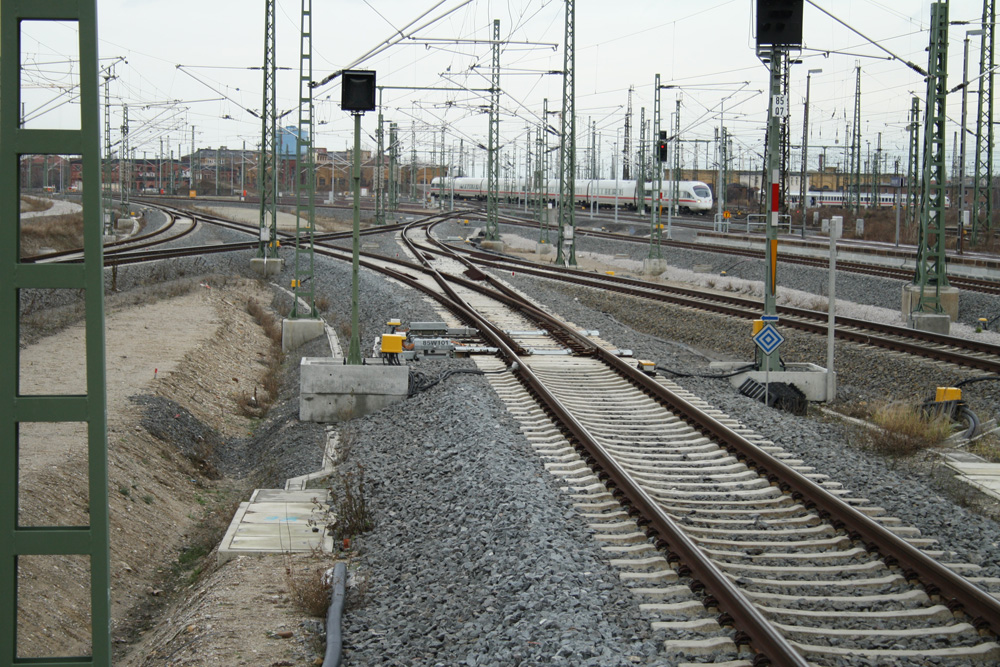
[299,357,409,422]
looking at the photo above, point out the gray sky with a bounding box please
[18,1,994,177]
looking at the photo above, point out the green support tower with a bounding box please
[256,0,281,273]
[485,19,501,243]
[906,96,920,231]
[291,0,316,319]
[973,0,995,244]
[556,0,577,266]
[2,1,112,662]
[911,1,953,331]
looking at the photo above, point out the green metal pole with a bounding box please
[649,74,662,259]
[973,0,995,244]
[760,47,783,372]
[292,0,316,318]
[486,18,501,242]
[2,2,111,663]
[347,112,363,364]
[556,0,576,265]
[914,1,950,315]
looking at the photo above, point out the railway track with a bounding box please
[491,211,1000,297]
[419,221,1000,375]
[385,218,1000,664]
[40,201,1000,663]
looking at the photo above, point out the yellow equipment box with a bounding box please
[381,334,406,354]
[935,387,962,403]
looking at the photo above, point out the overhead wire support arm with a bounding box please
[804,0,928,77]
[311,0,475,90]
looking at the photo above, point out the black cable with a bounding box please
[655,363,755,379]
[952,375,1000,389]
[407,368,490,396]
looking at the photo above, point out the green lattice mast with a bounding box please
[291,0,316,317]
[258,0,279,258]
[973,0,995,243]
[556,0,576,265]
[485,18,501,241]
[913,1,950,314]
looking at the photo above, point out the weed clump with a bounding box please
[328,466,373,541]
[853,401,954,458]
[238,298,285,418]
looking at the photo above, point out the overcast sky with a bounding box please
[18,0,994,177]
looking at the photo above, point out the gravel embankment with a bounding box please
[116,206,1000,663]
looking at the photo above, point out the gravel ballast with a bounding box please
[119,205,1000,663]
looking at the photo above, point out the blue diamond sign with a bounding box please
[753,323,784,355]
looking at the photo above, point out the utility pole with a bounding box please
[668,96,680,239]
[872,132,881,212]
[913,1,950,318]
[410,121,417,200]
[638,107,646,216]
[973,0,995,243]
[486,18,501,241]
[800,68,821,238]
[375,90,385,225]
[389,122,399,212]
[779,51,791,215]
[850,63,862,214]
[649,73,663,259]
[624,86,633,180]
[102,67,115,234]
[258,0,278,259]
[539,97,550,241]
[556,0,576,266]
[291,0,316,318]
[906,96,920,230]
[121,103,130,217]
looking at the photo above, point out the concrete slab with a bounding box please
[217,488,332,564]
[902,284,959,323]
[281,318,325,352]
[909,311,952,335]
[300,357,409,422]
[643,258,668,275]
[710,361,832,402]
[480,240,505,252]
[250,257,284,277]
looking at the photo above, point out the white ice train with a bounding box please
[787,190,950,208]
[429,176,715,214]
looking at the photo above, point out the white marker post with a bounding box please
[826,215,842,402]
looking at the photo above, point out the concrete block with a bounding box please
[300,357,409,422]
[901,284,959,323]
[710,361,833,402]
[115,217,132,231]
[642,258,668,275]
[250,257,284,277]
[480,240,505,252]
[536,242,554,255]
[909,312,952,335]
[282,318,326,352]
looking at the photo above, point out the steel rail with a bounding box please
[413,220,1000,640]
[420,224,1000,374]
[491,212,1000,295]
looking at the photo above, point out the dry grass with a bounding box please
[853,401,955,458]
[20,212,84,257]
[315,295,331,313]
[21,196,54,213]
[238,298,285,418]
[285,558,333,618]
[328,466,374,541]
[967,432,1000,463]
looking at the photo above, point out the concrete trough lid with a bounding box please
[218,489,332,564]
